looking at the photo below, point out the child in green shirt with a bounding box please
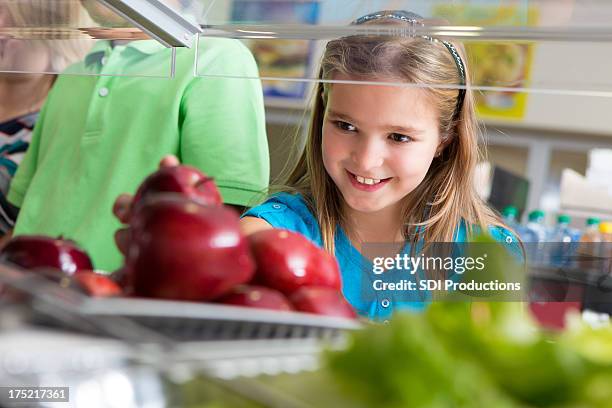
[8,2,269,272]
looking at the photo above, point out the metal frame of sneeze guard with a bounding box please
[98,0,202,47]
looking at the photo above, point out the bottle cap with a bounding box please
[600,222,612,234]
[528,210,544,221]
[586,217,600,226]
[502,206,518,217]
[557,214,571,224]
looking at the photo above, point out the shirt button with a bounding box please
[381,298,390,308]
[505,236,513,243]
[101,56,108,66]
[98,87,109,97]
[272,204,282,209]
[383,320,390,324]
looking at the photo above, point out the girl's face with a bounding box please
[322,75,441,217]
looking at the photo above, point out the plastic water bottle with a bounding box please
[550,214,576,267]
[525,210,548,265]
[502,206,537,243]
[601,222,612,242]
[501,205,519,226]
[526,210,548,241]
[577,217,601,271]
[581,217,601,242]
[600,222,612,269]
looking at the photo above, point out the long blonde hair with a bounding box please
[283,21,507,254]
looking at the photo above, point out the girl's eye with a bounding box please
[335,121,356,132]
[389,133,413,143]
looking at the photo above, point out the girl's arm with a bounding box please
[240,216,273,236]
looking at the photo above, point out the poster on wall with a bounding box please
[231,1,321,107]
[433,5,538,121]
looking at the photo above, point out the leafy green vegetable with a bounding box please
[324,235,612,408]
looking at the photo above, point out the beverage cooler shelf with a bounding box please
[528,264,612,314]
[529,264,612,288]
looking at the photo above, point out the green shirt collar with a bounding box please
[84,40,167,67]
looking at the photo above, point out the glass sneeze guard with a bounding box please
[188,1,612,98]
[0,0,176,77]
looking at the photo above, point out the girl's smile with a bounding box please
[346,170,392,192]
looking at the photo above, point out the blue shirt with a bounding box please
[243,192,523,320]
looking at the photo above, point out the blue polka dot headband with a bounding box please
[352,10,466,122]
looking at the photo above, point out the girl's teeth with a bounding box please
[355,175,381,185]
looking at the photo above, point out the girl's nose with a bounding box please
[350,139,384,170]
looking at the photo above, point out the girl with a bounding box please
[239,10,522,319]
[114,10,521,320]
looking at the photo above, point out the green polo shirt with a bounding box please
[8,38,269,272]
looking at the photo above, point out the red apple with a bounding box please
[109,265,132,292]
[248,229,341,294]
[290,286,356,318]
[126,194,255,301]
[133,165,222,208]
[0,235,94,275]
[218,285,293,311]
[73,271,122,297]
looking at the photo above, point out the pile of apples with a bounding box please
[0,165,356,319]
[0,235,122,297]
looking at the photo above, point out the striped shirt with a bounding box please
[0,112,37,234]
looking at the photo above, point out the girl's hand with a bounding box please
[113,155,180,256]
